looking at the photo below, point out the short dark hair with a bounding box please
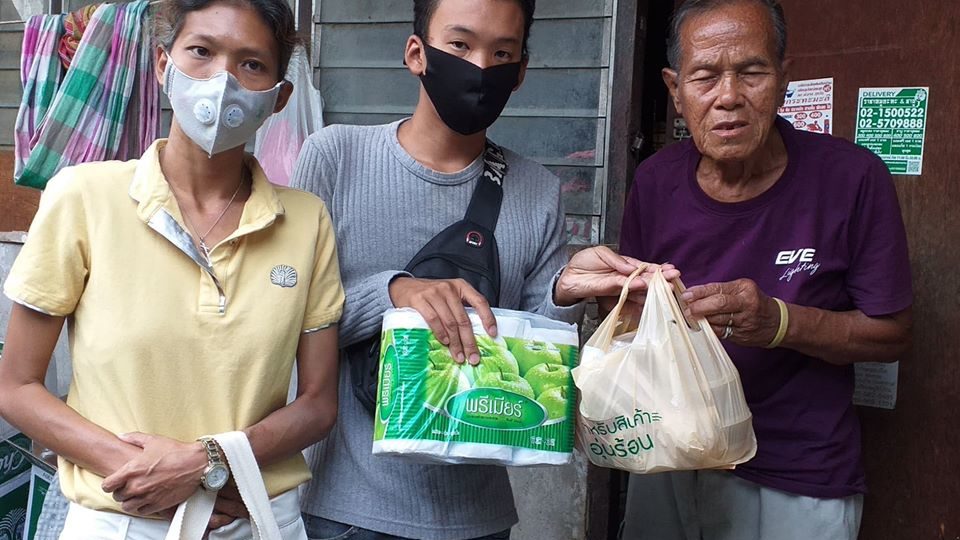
[666,0,787,70]
[413,0,536,58]
[152,0,299,79]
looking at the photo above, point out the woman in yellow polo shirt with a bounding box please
[0,0,343,537]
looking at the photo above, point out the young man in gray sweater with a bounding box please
[291,0,662,538]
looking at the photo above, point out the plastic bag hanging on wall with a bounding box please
[13,0,44,20]
[254,45,324,186]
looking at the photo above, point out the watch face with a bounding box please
[205,465,230,490]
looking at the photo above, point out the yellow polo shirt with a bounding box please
[3,140,344,513]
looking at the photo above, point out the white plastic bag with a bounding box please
[573,267,756,473]
[254,45,323,186]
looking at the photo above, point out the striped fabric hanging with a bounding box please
[13,13,64,181]
[15,0,159,190]
[58,4,99,69]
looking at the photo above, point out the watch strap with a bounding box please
[198,436,225,466]
[166,432,283,540]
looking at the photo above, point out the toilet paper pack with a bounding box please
[372,308,579,466]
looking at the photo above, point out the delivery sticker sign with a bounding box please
[779,77,834,135]
[855,87,929,176]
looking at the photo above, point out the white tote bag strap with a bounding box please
[216,432,283,540]
[164,488,216,540]
[164,431,282,540]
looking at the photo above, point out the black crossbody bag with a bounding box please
[347,141,509,414]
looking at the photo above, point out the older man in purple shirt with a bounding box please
[617,1,913,539]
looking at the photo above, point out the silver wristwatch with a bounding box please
[198,436,230,491]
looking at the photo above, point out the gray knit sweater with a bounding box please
[291,120,583,540]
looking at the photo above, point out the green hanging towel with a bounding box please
[15,0,156,190]
[14,13,65,181]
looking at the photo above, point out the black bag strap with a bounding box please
[349,140,510,416]
[464,141,508,230]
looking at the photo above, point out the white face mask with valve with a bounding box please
[163,56,282,156]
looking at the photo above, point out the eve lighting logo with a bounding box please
[775,248,817,265]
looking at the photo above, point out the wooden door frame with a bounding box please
[587,1,650,538]
[601,0,651,249]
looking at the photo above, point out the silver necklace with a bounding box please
[179,171,246,260]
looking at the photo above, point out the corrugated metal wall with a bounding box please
[0,0,26,148]
[2,0,621,246]
[312,0,617,245]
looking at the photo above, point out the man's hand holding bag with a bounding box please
[572,266,757,474]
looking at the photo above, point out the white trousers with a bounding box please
[58,489,307,540]
[621,470,863,540]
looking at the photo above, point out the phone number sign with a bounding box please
[854,87,929,176]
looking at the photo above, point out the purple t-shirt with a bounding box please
[619,117,912,498]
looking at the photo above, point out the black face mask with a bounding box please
[419,43,522,136]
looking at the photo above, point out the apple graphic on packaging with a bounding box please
[475,369,535,400]
[524,363,571,398]
[476,335,520,369]
[425,334,521,385]
[537,385,571,421]
[477,340,519,373]
[428,348,456,368]
[423,357,471,409]
[453,336,519,384]
[476,334,504,351]
[510,340,563,375]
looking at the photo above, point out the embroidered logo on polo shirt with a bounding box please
[775,248,820,282]
[270,265,298,288]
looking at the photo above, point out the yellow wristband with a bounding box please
[765,297,789,349]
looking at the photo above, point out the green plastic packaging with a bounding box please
[372,308,579,466]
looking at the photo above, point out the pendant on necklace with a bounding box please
[199,240,211,260]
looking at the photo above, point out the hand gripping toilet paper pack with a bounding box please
[371,308,579,466]
[572,267,757,474]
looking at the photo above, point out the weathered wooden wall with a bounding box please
[781,1,960,538]
[0,151,39,232]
